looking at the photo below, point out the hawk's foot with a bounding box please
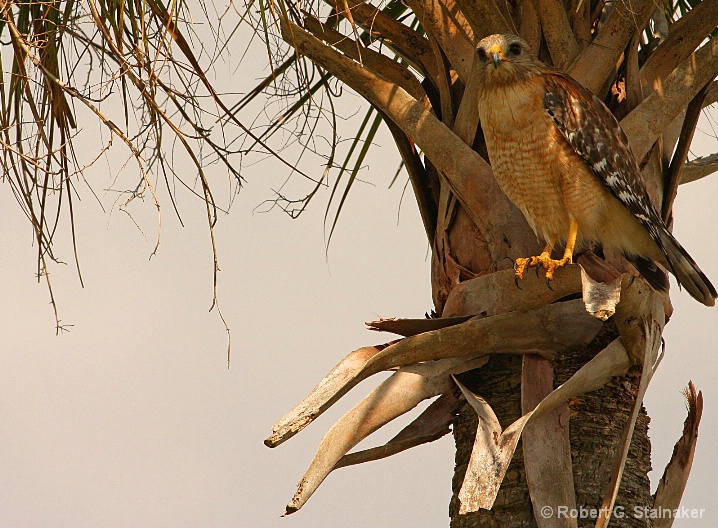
[514,256,539,280]
[514,254,572,283]
[541,255,572,282]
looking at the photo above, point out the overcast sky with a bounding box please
[1,16,717,527]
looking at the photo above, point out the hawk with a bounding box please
[474,33,716,306]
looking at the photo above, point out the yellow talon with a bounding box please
[515,253,572,281]
[542,255,572,281]
[513,219,579,283]
[514,257,532,280]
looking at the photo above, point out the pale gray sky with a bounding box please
[1,14,717,527]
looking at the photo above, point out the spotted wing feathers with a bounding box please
[542,73,662,236]
[542,72,716,306]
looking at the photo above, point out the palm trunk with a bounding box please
[432,194,654,527]
[448,338,653,527]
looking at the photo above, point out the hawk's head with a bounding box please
[475,34,544,87]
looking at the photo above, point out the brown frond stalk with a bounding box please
[403,0,474,79]
[662,80,714,223]
[621,38,718,163]
[681,152,718,185]
[535,0,580,69]
[569,0,654,94]
[301,13,427,102]
[455,0,513,41]
[325,0,439,78]
[640,1,718,93]
[651,382,703,527]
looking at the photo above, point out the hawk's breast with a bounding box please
[477,76,610,246]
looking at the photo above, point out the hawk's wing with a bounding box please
[541,72,665,247]
[541,72,718,305]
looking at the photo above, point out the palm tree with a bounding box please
[1,0,715,526]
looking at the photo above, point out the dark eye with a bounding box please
[509,43,522,55]
[477,48,487,61]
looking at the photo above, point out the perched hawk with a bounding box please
[475,33,716,306]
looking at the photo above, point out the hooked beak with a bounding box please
[492,51,501,68]
[489,45,504,69]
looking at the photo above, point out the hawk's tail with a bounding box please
[657,227,717,307]
[627,254,669,293]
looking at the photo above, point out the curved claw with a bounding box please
[514,275,523,290]
[546,277,554,291]
[514,257,531,282]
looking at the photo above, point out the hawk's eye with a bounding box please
[477,48,487,62]
[509,43,522,55]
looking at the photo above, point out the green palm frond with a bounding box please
[323,108,382,250]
